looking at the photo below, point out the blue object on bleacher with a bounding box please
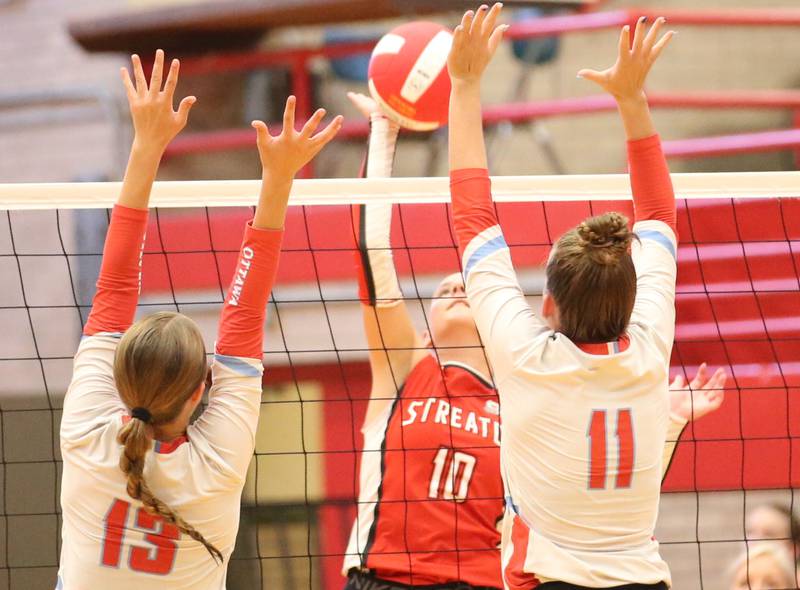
[511,8,560,66]
[324,29,381,83]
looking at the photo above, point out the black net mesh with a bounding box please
[0,194,798,589]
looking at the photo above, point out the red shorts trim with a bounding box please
[504,515,540,590]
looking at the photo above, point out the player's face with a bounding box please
[747,506,789,541]
[428,273,480,346]
[746,506,795,559]
[730,552,793,590]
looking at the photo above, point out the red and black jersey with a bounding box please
[344,355,504,588]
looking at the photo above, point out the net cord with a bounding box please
[2,172,800,209]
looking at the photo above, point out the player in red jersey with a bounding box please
[57,50,341,590]
[342,88,726,589]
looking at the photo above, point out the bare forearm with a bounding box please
[616,93,657,141]
[117,142,164,210]
[448,81,487,171]
[254,173,292,230]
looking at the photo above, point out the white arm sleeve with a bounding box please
[360,114,402,306]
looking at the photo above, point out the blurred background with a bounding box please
[1,0,799,589]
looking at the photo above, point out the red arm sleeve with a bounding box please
[450,168,498,255]
[628,134,677,233]
[216,222,284,359]
[83,204,148,336]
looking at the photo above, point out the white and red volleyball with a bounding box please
[368,22,453,131]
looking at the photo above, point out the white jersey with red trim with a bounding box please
[461,220,677,587]
[57,333,263,590]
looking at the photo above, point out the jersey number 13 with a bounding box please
[101,498,180,575]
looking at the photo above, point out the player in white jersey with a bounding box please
[447,7,685,588]
[57,50,342,590]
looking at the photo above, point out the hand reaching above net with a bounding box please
[252,96,342,182]
[577,16,675,105]
[251,96,343,229]
[121,49,196,155]
[447,2,507,86]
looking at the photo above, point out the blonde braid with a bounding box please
[118,417,224,564]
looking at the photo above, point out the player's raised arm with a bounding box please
[194,98,342,482]
[83,50,196,336]
[579,16,676,230]
[579,17,678,349]
[214,97,342,358]
[66,50,196,433]
[347,92,426,426]
[447,3,546,382]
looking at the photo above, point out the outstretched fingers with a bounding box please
[617,25,631,61]
[175,96,196,126]
[642,16,665,52]
[670,374,686,390]
[689,362,709,390]
[283,96,297,134]
[301,108,327,139]
[471,4,489,36]
[131,54,147,96]
[460,10,475,38]
[120,67,137,102]
[632,16,647,54]
[251,120,271,146]
[487,23,508,57]
[705,368,727,392]
[482,2,503,37]
[649,29,675,64]
[149,49,165,95]
[163,58,180,101]
[310,115,344,150]
[576,68,606,87]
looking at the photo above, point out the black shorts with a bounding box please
[343,570,501,590]
[538,583,668,590]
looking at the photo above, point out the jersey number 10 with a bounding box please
[101,498,180,575]
[587,409,634,490]
[429,447,477,503]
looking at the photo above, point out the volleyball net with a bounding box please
[0,173,798,589]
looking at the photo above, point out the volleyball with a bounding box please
[367,21,454,131]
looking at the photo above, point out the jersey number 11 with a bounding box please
[587,409,634,490]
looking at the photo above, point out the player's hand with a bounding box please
[252,96,343,179]
[448,3,508,85]
[121,50,196,153]
[577,16,674,104]
[347,91,381,120]
[669,363,727,422]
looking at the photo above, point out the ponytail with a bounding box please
[117,410,223,564]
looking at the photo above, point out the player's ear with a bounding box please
[421,329,433,348]
[189,380,204,404]
[541,292,558,328]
